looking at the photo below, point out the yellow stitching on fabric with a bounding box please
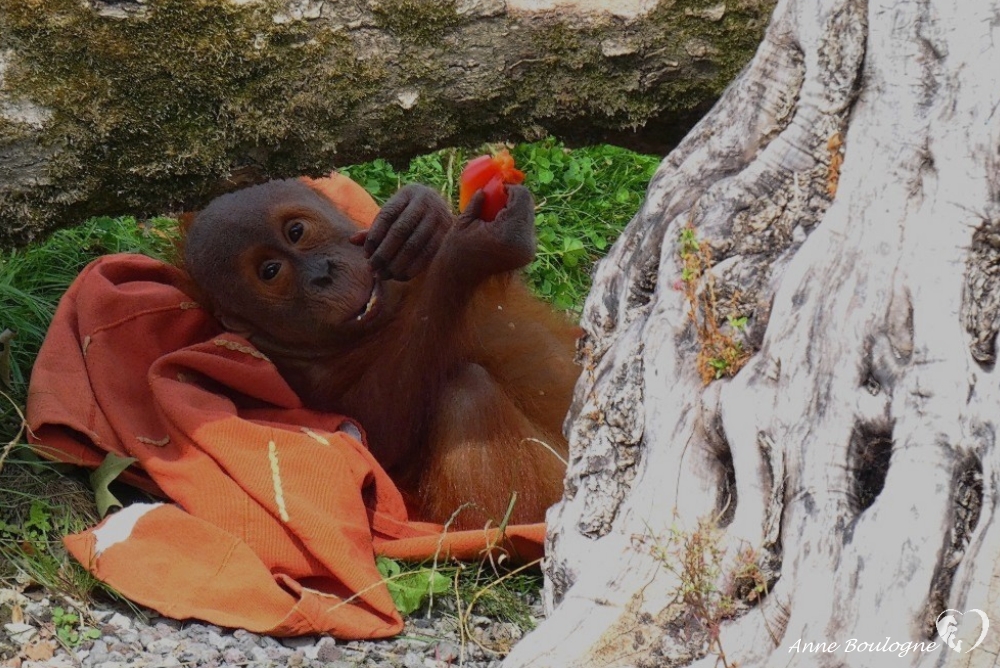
[268,440,290,522]
[213,339,269,361]
[300,427,330,446]
[179,301,200,310]
[82,335,92,356]
[136,435,170,447]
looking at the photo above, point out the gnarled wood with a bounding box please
[506,1,1000,666]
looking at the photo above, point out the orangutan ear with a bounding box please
[215,311,254,338]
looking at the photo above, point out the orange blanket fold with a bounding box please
[25,173,545,639]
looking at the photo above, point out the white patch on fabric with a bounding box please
[300,427,331,446]
[338,422,363,442]
[268,441,290,522]
[92,503,163,556]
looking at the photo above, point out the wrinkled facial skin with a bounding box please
[184,180,384,351]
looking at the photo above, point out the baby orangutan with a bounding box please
[183,179,580,529]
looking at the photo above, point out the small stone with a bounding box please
[287,650,306,667]
[3,623,36,643]
[206,630,230,651]
[0,589,29,608]
[222,647,245,663]
[23,601,52,622]
[114,629,140,645]
[434,641,461,663]
[147,637,180,654]
[88,639,109,660]
[281,635,320,660]
[249,646,269,662]
[316,637,342,662]
[106,613,133,630]
[89,609,115,623]
[158,656,181,667]
[265,646,289,660]
[403,651,424,668]
[154,618,184,632]
[178,646,212,663]
[232,628,252,641]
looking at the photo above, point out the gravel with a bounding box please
[1,588,542,668]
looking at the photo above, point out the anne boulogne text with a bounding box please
[788,638,939,658]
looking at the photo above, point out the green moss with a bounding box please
[0,0,385,240]
[648,0,773,107]
[371,0,463,44]
[0,0,772,245]
[504,1,772,134]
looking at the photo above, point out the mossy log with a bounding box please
[0,0,773,246]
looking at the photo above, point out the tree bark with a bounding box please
[0,0,773,246]
[505,0,1000,666]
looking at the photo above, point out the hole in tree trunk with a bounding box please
[924,454,984,637]
[712,433,737,527]
[847,426,893,514]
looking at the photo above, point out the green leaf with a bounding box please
[376,557,450,616]
[89,452,139,518]
[26,500,52,535]
[536,169,555,185]
[727,315,748,331]
[376,556,401,579]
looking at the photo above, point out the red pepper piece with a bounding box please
[479,175,508,223]
[458,149,525,221]
[458,155,496,211]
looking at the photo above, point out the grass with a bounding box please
[646,518,767,668]
[376,554,545,656]
[0,139,658,644]
[0,216,178,436]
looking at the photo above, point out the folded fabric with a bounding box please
[25,173,545,639]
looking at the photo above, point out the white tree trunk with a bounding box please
[505,1,1000,666]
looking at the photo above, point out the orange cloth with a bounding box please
[25,173,544,639]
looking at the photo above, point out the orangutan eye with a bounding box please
[287,221,305,243]
[260,261,282,281]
